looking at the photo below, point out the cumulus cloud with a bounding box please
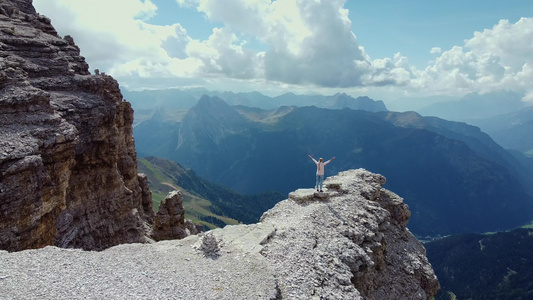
[35,0,161,69]
[192,0,373,87]
[33,0,533,101]
[370,53,415,86]
[263,0,371,87]
[467,18,532,72]
[35,0,380,89]
[197,0,270,38]
[416,18,533,100]
[187,27,259,79]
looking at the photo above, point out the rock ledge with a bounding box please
[0,169,439,300]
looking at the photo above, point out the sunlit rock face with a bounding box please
[0,0,154,251]
[259,169,439,299]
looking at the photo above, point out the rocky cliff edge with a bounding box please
[0,0,160,250]
[0,169,440,299]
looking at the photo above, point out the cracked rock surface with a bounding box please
[0,0,155,251]
[0,169,439,299]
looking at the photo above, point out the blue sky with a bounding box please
[347,1,529,67]
[34,0,533,108]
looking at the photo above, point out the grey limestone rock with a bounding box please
[0,169,440,299]
[151,190,198,241]
[0,0,154,251]
[260,169,437,299]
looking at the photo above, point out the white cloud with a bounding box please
[467,18,533,72]
[430,47,441,54]
[34,0,167,72]
[264,0,370,87]
[30,0,398,89]
[414,17,533,99]
[176,0,199,8]
[192,0,372,87]
[197,0,271,38]
[33,0,533,101]
[369,53,416,86]
[187,27,259,79]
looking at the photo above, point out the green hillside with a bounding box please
[137,157,284,229]
[138,157,240,229]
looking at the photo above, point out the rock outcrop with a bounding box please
[0,0,158,251]
[152,190,199,241]
[262,169,439,299]
[0,169,440,299]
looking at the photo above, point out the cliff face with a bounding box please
[260,169,440,299]
[0,169,440,299]
[0,0,155,251]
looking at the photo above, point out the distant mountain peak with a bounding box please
[178,95,247,148]
[196,94,228,107]
[327,93,388,111]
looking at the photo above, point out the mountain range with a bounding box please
[416,91,533,155]
[127,87,533,156]
[123,88,388,111]
[0,2,438,298]
[2,0,529,297]
[136,154,533,299]
[417,91,527,122]
[137,154,533,299]
[133,94,533,237]
[469,105,533,156]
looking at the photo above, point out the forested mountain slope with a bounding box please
[138,157,284,229]
[425,228,533,300]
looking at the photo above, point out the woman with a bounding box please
[308,154,335,192]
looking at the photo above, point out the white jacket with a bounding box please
[312,158,332,175]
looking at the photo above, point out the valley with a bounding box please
[132,92,533,238]
[131,89,533,299]
[137,157,284,229]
